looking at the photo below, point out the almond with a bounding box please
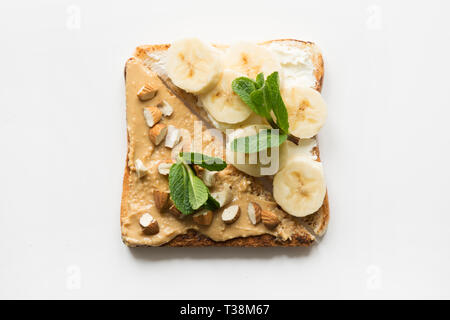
[139,213,159,235]
[261,210,280,230]
[222,205,240,224]
[143,106,162,127]
[192,165,204,176]
[164,125,181,148]
[192,209,213,226]
[153,190,169,211]
[134,159,148,178]
[247,202,262,225]
[202,169,217,187]
[149,123,167,145]
[158,161,173,175]
[168,204,183,219]
[137,83,157,101]
[157,100,174,117]
[210,184,233,208]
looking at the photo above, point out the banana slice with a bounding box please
[282,86,327,139]
[226,125,284,177]
[166,38,223,94]
[224,42,281,79]
[273,156,326,217]
[200,69,252,124]
[279,139,318,170]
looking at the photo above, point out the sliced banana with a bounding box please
[279,139,318,170]
[282,86,327,139]
[200,69,252,124]
[166,38,223,94]
[224,42,281,79]
[273,156,326,217]
[226,125,284,177]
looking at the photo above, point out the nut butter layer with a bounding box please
[121,57,316,247]
[134,40,329,237]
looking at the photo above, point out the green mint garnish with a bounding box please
[202,193,221,211]
[264,72,289,133]
[230,129,287,154]
[180,152,227,171]
[168,153,226,215]
[231,72,300,153]
[186,168,209,210]
[168,162,194,215]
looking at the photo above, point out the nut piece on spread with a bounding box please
[261,210,280,230]
[149,123,167,146]
[139,213,159,235]
[192,209,213,226]
[165,125,181,149]
[143,106,162,128]
[210,184,233,208]
[153,190,169,210]
[137,83,158,101]
[222,205,240,224]
[134,159,148,178]
[168,204,183,219]
[247,202,262,225]
[202,169,217,187]
[157,100,174,117]
[158,161,173,175]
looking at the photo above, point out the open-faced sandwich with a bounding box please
[121,38,329,247]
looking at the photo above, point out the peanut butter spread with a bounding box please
[121,58,309,246]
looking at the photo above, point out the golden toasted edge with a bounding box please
[121,39,328,247]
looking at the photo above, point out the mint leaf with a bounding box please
[264,72,289,133]
[180,152,227,171]
[186,169,209,210]
[230,129,288,153]
[202,193,220,211]
[169,163,194,215]
[255,73,265,89]
[231,77,260,115]
[250,88,271,119]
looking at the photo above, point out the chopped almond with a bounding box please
[137,84,157,101]
[165,125,181,148]
[158,161,173,175]
[211,184,233,207]
[149,123,167,145]
[134,159,148,179]
[247,202,262,225]
[261,210,280,230]
[222,205,240,224]
[143,106,162,127]
[168,204,183,219]
[157,100,174,117]
[202,169,217,187]
[139,213,159,235]
[153,190,169,210]
[192,209,213,226]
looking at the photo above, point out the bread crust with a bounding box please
[121,39,329,247]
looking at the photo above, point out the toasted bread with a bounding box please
[121,39,329,247]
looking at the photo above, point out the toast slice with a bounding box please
[121,39,329,247]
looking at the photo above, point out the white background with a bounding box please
[1,0,449,300]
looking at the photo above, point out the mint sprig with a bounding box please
[231,72,300,153]
[230,129,288,153]
[264,72,289,133]
[168,153,226,215]
[168,162,194,215]
[180,152,227,171]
